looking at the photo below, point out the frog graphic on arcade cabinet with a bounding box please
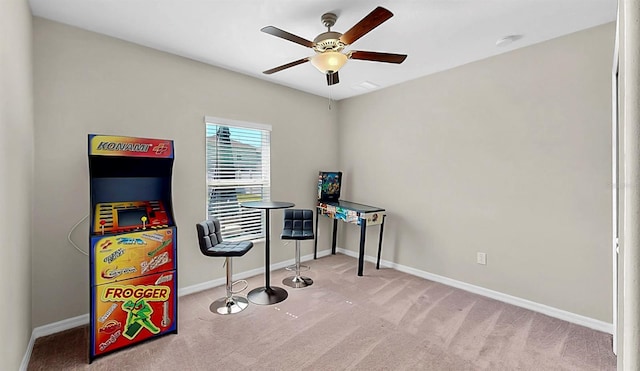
[121,298,160,340]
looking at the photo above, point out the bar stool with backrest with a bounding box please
[281,209,314,288]
[196,218,254,314]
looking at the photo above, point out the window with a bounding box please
[205,117,271,240]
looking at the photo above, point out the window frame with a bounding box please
[204,116,272,241]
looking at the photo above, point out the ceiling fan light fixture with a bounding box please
[310,51,348,74]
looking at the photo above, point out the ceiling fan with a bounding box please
[261,6,407,86]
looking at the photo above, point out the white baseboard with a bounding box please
[20,313,89,370]
[178,248,332,296]
[335,247,614,335]
[20,248,334,370]
[22,246,611,370]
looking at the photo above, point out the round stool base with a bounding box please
[283,276,313,288]
[247,286,288,305]
[210,296,249,315]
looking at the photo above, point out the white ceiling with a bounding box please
[29,0,617,101]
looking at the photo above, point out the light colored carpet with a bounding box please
[28,253,616,370]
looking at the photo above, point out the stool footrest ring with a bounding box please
[285,264,310,272]
[231,279,249,294]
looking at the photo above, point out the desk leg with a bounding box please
[376,215,386,270]
[314,208,319,259]
[358,219,367,276]
[331,219,338,255]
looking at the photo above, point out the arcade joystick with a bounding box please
[100,220,106,235]
[141,216,147,230]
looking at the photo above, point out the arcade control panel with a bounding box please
[94,200,170,234]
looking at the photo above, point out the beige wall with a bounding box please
[336,23,615,322]
[0,0,34,369]
[32,17,338,326]
[32,15,616,330]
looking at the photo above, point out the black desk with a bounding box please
[241,201,294,305]
[314,200,386,276]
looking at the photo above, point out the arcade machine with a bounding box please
[314,171,386,276]
[88,134,177,362]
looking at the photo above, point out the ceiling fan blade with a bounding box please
[339,7,393,45]
[326,71,339,86]
[261,26,314,48]
[263,57,310,75]
[349,50,407,64]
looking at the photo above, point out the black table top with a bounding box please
[317,199,385,213]
[240,201,295,210]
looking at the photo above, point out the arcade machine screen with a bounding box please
[117,208,148,228]
[318,171,342,201]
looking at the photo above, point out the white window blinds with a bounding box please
[205,118,271,240]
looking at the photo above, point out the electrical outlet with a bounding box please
[477,252,487,265]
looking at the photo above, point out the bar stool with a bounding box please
[281,209,314,288]
[196,219,254,314]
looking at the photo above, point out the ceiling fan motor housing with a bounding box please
[313,32,346,52]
